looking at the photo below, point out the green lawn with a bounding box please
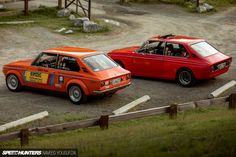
[0,6,109,35]
[1,107,236,157]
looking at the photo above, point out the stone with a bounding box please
[65,30,74,34]
[74,17,89,27]
[83,21,102,33]
[57,9,71,17]
[69,14,76,21]
[197,5,207,13]
[0,4,5,10]
[203,3,214,11]
[55,27,66,33]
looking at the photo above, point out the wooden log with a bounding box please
[99,115,109,129]
[229,93,236,109]
[20,128,29,146]
[113,95,150,115]
[0,111,48,132]
[178,102,196,111]
[208,80,236,98]
[0,21,35,25]
[110,105,169,122]
[169,104,177,119]
[29,118,99,136]
[0,131,20,142]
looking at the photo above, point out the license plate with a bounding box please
[217,62,226,70]
[111,78,121,85]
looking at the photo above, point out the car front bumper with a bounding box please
[93,82,131,95]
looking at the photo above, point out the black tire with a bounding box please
[115,60,125,68]
[6,74,22,92]
[177,69,196,87]
[68,85,87,105]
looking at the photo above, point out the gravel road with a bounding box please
[0,0,235,124]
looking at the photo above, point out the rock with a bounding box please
[203,3,214,11]
[69,14,76,21]
[74,17,89,27]
[55,27,66,33]
[0,4,5,10]
[83,21,102,33]
[57,9,71,17]
[104,19,120,26]
[65,30,74,34]
[197,5,207,13]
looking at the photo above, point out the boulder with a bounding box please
[74,17,89,27]
[69,14,76,21]
[197,5,207,13]
[203,3,214,11]
[83,21,102,33]
[57,9,71,17]
[65,30,74,34]
[0,4,5,10]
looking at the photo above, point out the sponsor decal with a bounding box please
[24,71,49,84]
[49,74,55,86]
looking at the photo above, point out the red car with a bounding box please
[108,34,232,86]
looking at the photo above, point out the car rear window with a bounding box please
[191,41,219,57]
[83,54,117,72]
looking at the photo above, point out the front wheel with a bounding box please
[68,85,87,104]
[177,69,196,87]
[6,74,22,92]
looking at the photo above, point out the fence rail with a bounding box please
[0,94,235,146]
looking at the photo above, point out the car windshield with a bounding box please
[83,54,117,72]
[191,41,219,57]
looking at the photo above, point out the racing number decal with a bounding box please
[58,76,64,84]
[24,71,49,84]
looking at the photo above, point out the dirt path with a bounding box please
[0,0,235,124]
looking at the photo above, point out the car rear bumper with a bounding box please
[93,82,131,94]
[196,66,230,80]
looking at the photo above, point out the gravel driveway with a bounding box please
[0,0,235,124]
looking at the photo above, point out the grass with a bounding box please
[130,0,236,11]
[0,6,109,35]
[1,107,236,157]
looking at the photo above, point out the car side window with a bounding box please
[165,43,189,58]
[138,41,165,55]
[33,53,57,68]
[57,55,80,72]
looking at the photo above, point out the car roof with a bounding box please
[43,46,101,58]
[149,35,204,44]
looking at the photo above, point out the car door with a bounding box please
[53,55,81,92]
[163,42,190,79]
[132,41,165,78]
[24,52,58,90]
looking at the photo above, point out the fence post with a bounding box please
[88,0,91,20]
[20,128,29,146]
[196,0,200,7]
[24,0,29,16]
[58,0,62,9]
[99,115,109,129]
[229,93,236,109]
[169,104,177,119]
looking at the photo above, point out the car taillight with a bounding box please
[211,66,216,72]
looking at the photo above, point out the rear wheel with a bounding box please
[68,85,87,104]
[177,69,196,87]
[6,74,22,92]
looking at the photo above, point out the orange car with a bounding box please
[2,47,131,104]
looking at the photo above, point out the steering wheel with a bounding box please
[42,59,51,67]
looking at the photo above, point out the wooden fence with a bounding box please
[0,94,235,146]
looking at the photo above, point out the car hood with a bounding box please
[204,52,231,64]
[4,59,33,68]
[95,66,130,80]
[109,46,140,54]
